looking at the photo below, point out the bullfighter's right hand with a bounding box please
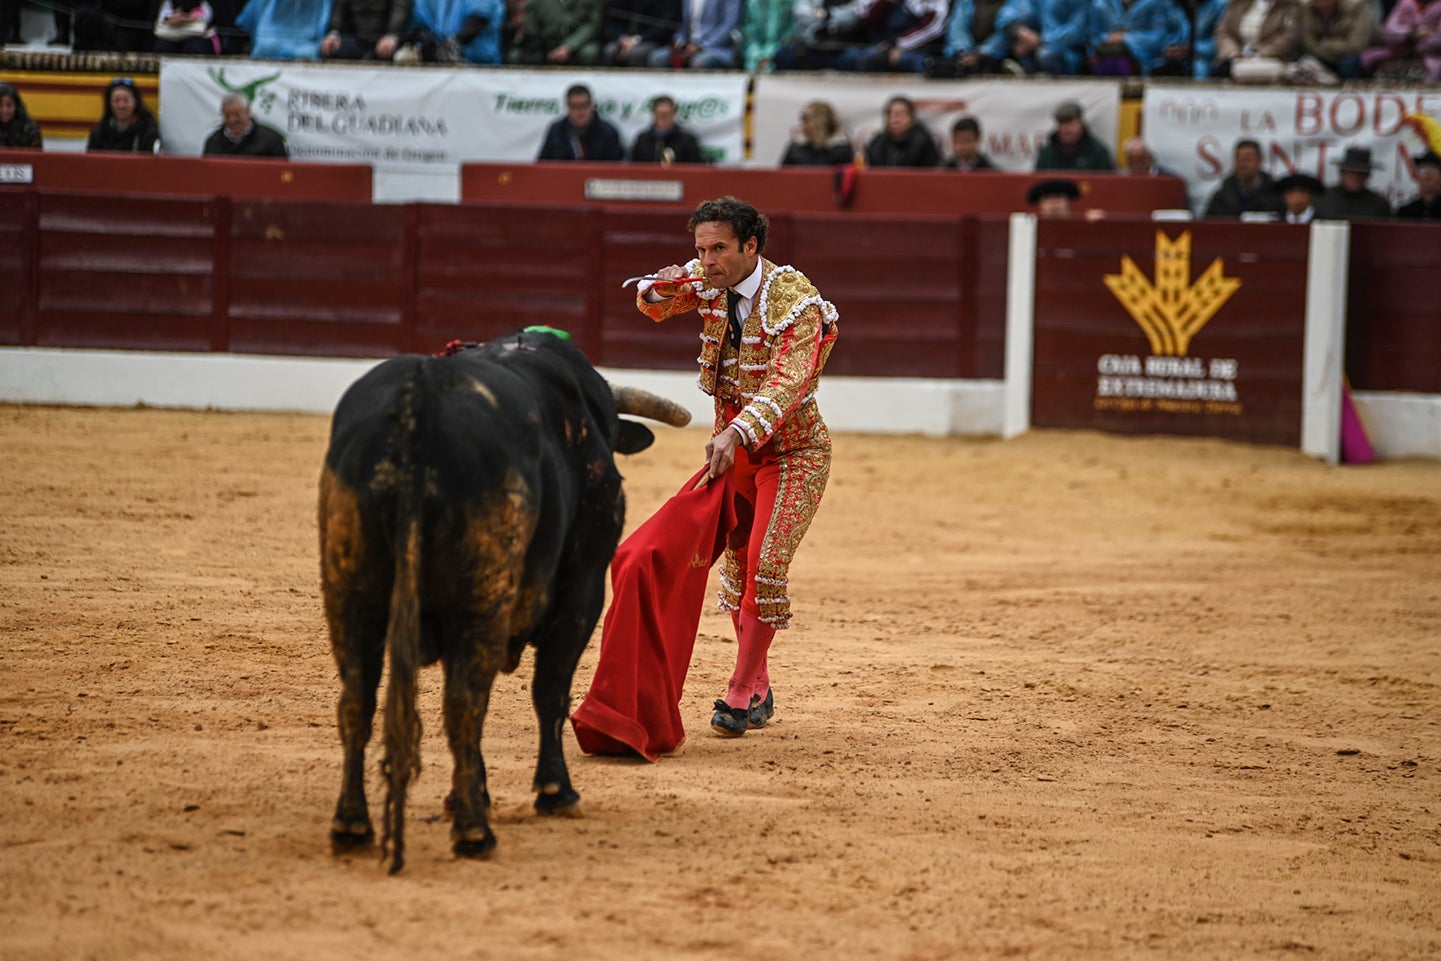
[650,265,689,297]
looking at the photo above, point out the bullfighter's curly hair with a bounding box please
[687,196,768,253]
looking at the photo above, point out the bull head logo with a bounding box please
[207,67,283,114]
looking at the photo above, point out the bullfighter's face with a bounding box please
[693,221,758,290]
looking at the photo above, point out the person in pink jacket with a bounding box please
[1362,0,1441,81]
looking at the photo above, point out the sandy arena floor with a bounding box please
[1,402,1438,960]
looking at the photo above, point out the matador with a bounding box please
[636,196,839,738]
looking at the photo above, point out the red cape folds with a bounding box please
[571,467,738,761]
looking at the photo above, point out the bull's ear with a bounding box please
[616,419,655,455]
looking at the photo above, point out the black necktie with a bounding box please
[727,290,743,349]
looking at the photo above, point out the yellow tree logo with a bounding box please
[1103,231,1241,356]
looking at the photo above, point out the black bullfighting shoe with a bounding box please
[747,689,774,729]
[710,699,749,737]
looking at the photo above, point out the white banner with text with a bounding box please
[1142,84,1441,211]
[159,61,748,169]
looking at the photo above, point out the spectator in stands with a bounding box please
[743,0,794,68]
[1397,150,1441,219]
[536,83,624,161]
[863,95,941,167]
[1276,172,1324,222]
[203,93,289,158]
[945,115,995,169]
[832,0,950,72]
[1361,0,1441,81]
[772,0,869,70]
[1298,0,1378,80]
[152,1,222,55]
[86,77,159,155]
[510,0,604,62]
[1086,0,1193,75]
[941,0,1013,73]
[236,0,333,59]
[1191,0,1228,75]
[1035,100,1114,171]
[1026,177,1080,216]
[1211,0,1304,78]
[646,0,743,67]
[630,95,706,164]
[322,0,412,59]
[779,99,855,165]
[409,0,506,63]
[603,0,680,66]
[0,82,43,151]
[1316,146,1394,219]
[1036,0,1093,74]
[1121,136,1179,176]
[1202,138,1285,218]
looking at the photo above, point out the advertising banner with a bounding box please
[159,61,748,170]
[753,75,1121,171]
[1030,220,1311,446]
[1142,84,1441,211]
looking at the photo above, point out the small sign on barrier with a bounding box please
[0,164,34,184]
[583,178,684,203]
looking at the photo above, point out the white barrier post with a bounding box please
[1002,212,1037,440]
[1301,220,1350,465]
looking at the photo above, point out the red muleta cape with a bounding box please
[571,467,738,761]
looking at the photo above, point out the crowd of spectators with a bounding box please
[2,0,1437,81]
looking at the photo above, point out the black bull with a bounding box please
[318,331,689,873]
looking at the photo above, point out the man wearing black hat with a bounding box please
[1315,146,1393,220]
[1034,100,1114,172]
[1276,172,1325,224]
[1397,151,1441,221]
[1026,177,1081,217]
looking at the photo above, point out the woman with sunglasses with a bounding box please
[86,78,160,154]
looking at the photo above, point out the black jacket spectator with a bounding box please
[204,122,289,158]
[781,139,854,166]
[0,83,44,150]
[86,78,159,154]
[864,124,940,168]
[630,123,705,163]
[1203,171,1285,218]
[537,114,624,161]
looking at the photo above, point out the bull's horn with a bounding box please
[611,384,692,427]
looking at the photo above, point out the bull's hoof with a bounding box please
[534,784,581,816]
[451,830,497,860]
[329,821,375,854]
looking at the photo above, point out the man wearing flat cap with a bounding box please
[1035,100,1114,172]
[1026,177,1081,217]
[1397,151,1441,220]
[1316,146,1393,220]
[1277,172,1325,223]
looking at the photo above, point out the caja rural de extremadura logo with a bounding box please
[1096,230,1244,416]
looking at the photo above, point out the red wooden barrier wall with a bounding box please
[460,162,1189,218]
[0,150,373,202]
[0,188,1435,398]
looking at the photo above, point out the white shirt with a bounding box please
[729,260,763,321]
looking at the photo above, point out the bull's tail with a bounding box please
[380,372,424,875]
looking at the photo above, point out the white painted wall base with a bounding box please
[0,347,1006,438]
[1,347,1433,456]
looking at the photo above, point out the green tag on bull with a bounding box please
[523,325,572,341]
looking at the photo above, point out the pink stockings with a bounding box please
[724,609,774,710]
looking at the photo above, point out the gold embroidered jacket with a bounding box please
[636,258,839,454]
